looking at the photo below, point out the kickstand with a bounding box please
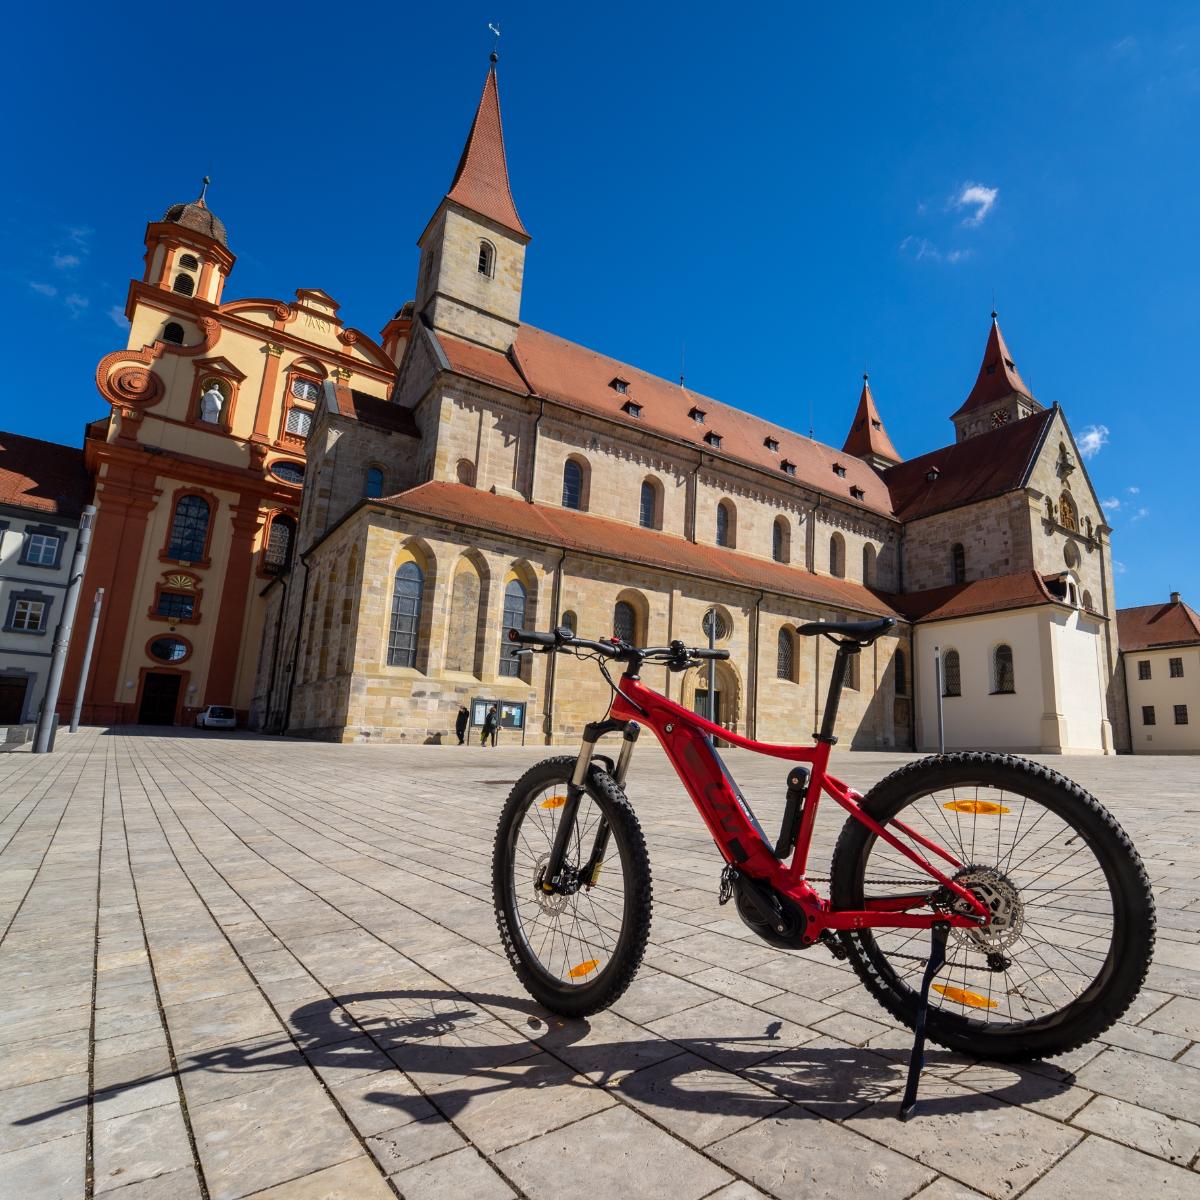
[898,921,949,1121]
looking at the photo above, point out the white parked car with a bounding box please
[194,705,237,730]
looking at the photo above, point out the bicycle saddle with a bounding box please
[797,616,895,644]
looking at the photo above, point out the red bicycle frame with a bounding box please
[607,674,989,939]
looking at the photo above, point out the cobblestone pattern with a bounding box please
[2,729,1198,1199]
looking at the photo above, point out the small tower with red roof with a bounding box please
[842,374,902,471]
[415,53,530,352]
[950,312,1043,442]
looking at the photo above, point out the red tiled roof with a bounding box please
[952,316,1035,418]
[882,408,1054,522]
[435,326,894,517]
[380,480,899,619]
[443,64,528,238]
[1117,600,1200,651]
[842,376,901,464]
[885,571,1062,624]
[0,431,91,517]
[331,386,419,437]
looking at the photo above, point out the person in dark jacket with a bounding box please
[481,705,499,747]
[455,706,469,745]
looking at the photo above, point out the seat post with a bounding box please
[816,642,858,744]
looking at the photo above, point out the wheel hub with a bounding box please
[531,854,576,913]
[949,865,1024,953]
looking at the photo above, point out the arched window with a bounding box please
[162,322,185,345]
[456,458,476,486]
[894,648,907,695]
[951,543,966,585]
[776,627,795,681]
[166,495,210,561]
[172,273,195,296]
[829,534,845,578]
[477,240,495,277]
[499,578,528,676]
[263,515,295,570]
[445,562,483,674]
[364,467,384,498]
[993,644,1015,694]
[1082,589,1094,610]
[942,649,961,697]
[562,459,583,510]
[863,544,876,587]
[613,601,637,644]
[387,562,424,667]
[178,253,200,271]
[1059,492,1078,532]
[716,500,735,548]
[772,517,789,563]
[639,479,658,529]
[560,610,577,635]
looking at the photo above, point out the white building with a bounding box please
[1119,594,1200,754]
[0,433,91,727]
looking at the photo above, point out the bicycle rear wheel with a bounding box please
[493,756,652,1017]
[830,752,1155,1061]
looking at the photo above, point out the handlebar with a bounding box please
[507,627,729,670]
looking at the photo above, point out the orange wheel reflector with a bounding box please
[568,959,600,978]
[943,799,1010,815]
[933,983,999,1009]
[540,795,567,809]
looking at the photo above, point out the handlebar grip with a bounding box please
[693,648,731,661]
[508,628,556,647]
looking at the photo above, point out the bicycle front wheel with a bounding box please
[830,752,1155,1061]
[493,756,652,1017]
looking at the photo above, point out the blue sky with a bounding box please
[4,3,1197,607]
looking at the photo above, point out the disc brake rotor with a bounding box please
[949,865,1024,953]
[531,854,571,915]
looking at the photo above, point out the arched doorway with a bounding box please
[682,659,743,734]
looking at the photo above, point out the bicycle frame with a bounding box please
[596,672,989,941]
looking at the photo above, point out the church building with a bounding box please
[244,57,1125,753]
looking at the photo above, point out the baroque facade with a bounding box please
[245,58,1126,753]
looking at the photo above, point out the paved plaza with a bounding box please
[2,729,1199,1200]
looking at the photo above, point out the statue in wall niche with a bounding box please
[199,383,224,424]
[1046,496,1056,523]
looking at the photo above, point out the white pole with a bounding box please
[69,587,104,733]
[934,644,945,755]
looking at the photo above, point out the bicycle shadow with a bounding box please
[16,985,1075,1130]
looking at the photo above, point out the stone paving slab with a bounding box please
[0,728,1198,1198]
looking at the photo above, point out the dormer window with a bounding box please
[704,431,723,448]
[764,437,780,452]
[832,463,847,478]
[926,466,941,483]
[780,460,796,477]
[689,407,706,424]
[850,486,865,500]
[477,240,495,277]
[622,400,642,418]
[610,378,630,394]
[986,361,997,375]
[871,418,882,430]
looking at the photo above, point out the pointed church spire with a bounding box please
[952,312,1035,419]
[843,374,902,469]
[443,58,528,238]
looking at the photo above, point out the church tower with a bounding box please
[842,374,902,470]
[415,55,530,352]
[950,313,1043,442]
[141,177,235,306]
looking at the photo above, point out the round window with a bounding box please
[270,461,305,485]
[149,637,189,663]
[701,606,733,643]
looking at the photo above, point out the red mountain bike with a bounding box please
[492,619,1155,1116]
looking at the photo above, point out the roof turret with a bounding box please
[952,313,1034,418]
[162,177,227,246]
[842,375,902,468]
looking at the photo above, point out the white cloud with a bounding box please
[64,293,89,316]
[1128,506,1150,523]
[899,236,971,265]
[1126,485,1140,494]
[1111,35,1138,57]
[953,182,999,227]
[29,281,57,297]
[107,305,127,328]
[1101,497,1121,512]
[1114,561,1127,574]
[53,253,80,270]
[66,226,92,248]
[1076,424,1110,459]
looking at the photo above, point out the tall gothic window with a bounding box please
[365,467,384,498]
[894,648,907,695]
[499,578,528,676]
[387,562,424,668]
[993,644,1015,694]
[478,240,495,277]
[862,543,876,586]
[951,543,966,584]
[776,627,795,681]
[829,534,845,578]
[562,460,583,510]
[772,517,789,563]
[716,500,734,547]
[639,480,657,529]
[166,495,210,561]
[613,601,636,644]
[942,649,961,697]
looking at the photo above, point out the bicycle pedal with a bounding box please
[819,931,849,960]
[718,865,738,906]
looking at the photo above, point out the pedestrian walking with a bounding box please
[481,704,499,747]
[455,705,469,745]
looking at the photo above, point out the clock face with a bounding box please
[991,408,1011,428]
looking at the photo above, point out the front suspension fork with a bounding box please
[542,720,639,893]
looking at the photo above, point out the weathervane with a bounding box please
[489,22,501,61]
